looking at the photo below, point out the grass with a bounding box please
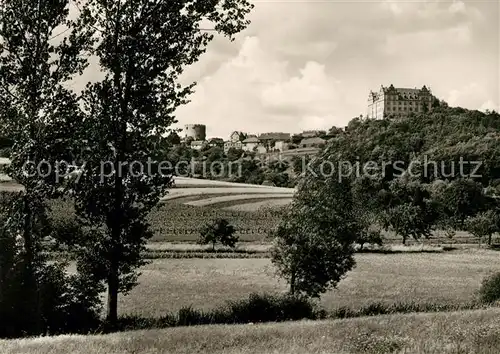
[105,249,500,317]
[4,308,500,353]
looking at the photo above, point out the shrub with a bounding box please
[225,293,316,323]
[0,260,102,338]
[198,218,238,250]
[0,147,10,158]
[479,272,500,304]
[0,199,103,338]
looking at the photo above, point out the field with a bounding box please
[1,175,493,244]
[7,249,500,353]
[103,249,500,317]
[3,308,500,353]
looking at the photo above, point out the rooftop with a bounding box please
[259,132,291,141]
[243,137,260,143]
[300,137,326,145]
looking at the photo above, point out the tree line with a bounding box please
[271,105,500,298]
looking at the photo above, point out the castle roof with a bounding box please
[258,132,290,141]
[378,85,432,100]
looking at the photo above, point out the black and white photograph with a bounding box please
[0,0,499,353]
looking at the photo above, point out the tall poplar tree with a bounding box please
[0,0,91,333]
[71,0,253,325]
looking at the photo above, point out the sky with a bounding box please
[72,0,500,139]
[173,0,500,139]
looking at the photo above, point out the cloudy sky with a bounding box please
[171,0,499,138]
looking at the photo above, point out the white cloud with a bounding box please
[261,61,341,117]
[447,83,499,112]
[62,0,497,138]
[449,1,467,15]
[480,100,500,113]
[383,24,472,56]
[175,37,345,138]
[381,1,404,16]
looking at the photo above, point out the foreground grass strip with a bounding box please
[3,308,500,354]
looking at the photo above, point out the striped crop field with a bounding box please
[162,177,295,209]
[0,163,295,210]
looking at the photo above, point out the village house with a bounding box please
[229,131,244,143]
[242,136,261,152]
[190,140,207,151]
[258,132,290,151]
[224,140,243,152]
[254,145,267,154]
[207,137,224,148]
[274,140,289,152]
[299,137,326,148]
[300,130,324,138]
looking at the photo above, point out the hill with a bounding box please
[2,308,500,353]
[327,106,500,186]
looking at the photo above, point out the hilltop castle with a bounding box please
[367,84,434,119]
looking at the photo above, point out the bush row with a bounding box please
[142,251,270,259]
[114,293,319,332]
[330,300,482,319]
[107,296,488,334]
[2,290,495,338]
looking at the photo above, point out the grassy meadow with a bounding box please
[109,249,500,317]
[4,177,500,353]
[4,308,500,353]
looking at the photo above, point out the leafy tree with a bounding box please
[264,159,290,187]
[465,210,499,246]
[198,218,238,250]
[0,0,91,334]
[69,0,253,325]
[328,126,343,137]
[356,229,383,251]
[479,272,500,304]
[380,180,439,245]
[235,159,265,185]
[291,155,312,177]
[227,147,244,161]
[351,176,385,250]
[271,152,359,298]
[185,136,195,146]
[166,132,181,146]
[291,134,302,145]
[432,179,486,229]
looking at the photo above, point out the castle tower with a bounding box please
[183,124,206,141]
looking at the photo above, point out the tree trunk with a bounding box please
[106,6,124,325]
[106,265,119,325]
[107,149,124,326]
[107,172,123,326]
[23,197,41,334]
[488,234,492,246]
[290,267,296,295]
